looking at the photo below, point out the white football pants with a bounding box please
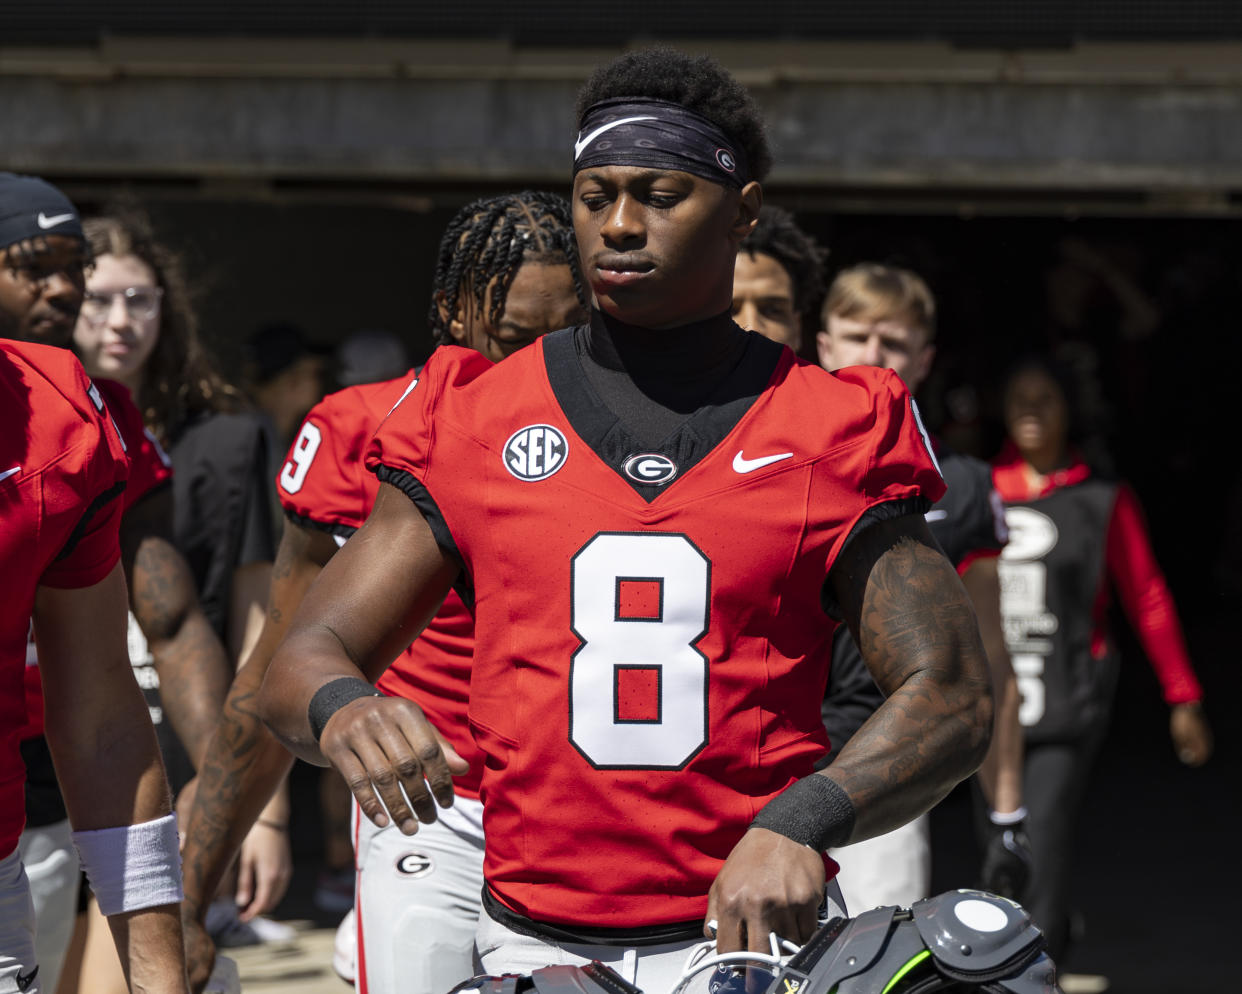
[16,820,78,994]
[353,795,485,994]
[475,881,848,994]
[830,813,930,914]
[0,847,39,994]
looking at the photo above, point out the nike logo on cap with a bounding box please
[574,116,657,160]
[732,451,793,474]
[0,466,20,482]
[37,211,75,229]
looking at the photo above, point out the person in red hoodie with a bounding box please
[991,353,1212,961]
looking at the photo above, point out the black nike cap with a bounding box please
[0,172,84,252]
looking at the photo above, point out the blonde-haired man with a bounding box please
[818,263,1030,911]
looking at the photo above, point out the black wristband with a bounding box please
[750,775,856,852]
[308,677,382,742]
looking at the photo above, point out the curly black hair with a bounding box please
[575,47,772,183]
[741,206,828,315]
[429,191,587,347]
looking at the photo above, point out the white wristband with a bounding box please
[989,806,1028,826]
[72,813,184,916]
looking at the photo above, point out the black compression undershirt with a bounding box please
[577,307,753,447]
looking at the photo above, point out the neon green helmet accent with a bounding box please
[880,949,932,994]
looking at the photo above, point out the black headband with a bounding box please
[0,172,83,252]
[573,98,750,189]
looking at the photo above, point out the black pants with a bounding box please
[1012,733,1106,964]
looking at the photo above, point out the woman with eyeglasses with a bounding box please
[61,209,290,993]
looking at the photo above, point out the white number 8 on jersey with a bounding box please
[570,532,710,770]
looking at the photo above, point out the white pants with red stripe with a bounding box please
[352,796,485,994]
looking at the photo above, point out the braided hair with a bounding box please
[429,191,587,347]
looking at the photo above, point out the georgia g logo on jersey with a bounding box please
[623,453,678,485]
[504,424,568,481]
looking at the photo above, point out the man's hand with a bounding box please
[706,828,825,953]
[183,906,216,994]
[319,695,468,835]
[236,820,293,921]
[1170,702,1212,767]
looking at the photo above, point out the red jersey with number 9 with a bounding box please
[1,342,130,858]
[276,371,482,798]
[365,332,945,930]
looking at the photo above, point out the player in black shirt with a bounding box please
[816,263,1030,909]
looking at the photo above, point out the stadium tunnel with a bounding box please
[3,11,1238,987]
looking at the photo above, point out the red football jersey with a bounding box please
[94,379,173,513]
[1,341,129,857]
[21,378,175,741]
[276,371,482,799]
[366,335,945,929]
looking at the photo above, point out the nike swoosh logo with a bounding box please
[15,964,38,993]
[925,509,948,522]
[0,466,20,482]
[574,116,657,160]
[37,211,75,229]
[732,451,793,474]
[386,376,419,416]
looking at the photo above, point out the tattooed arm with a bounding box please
[121,486,231,770]
[180,520,337,973]
[708,514,992,953]
[824,513,994,837]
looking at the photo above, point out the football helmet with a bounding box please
[448,890,1060,994]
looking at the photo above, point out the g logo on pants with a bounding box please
[395,852,434,878]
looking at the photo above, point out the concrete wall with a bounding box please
[2,40,1240,203]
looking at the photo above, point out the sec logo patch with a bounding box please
[504,424,568,481]
[395,852,434,878]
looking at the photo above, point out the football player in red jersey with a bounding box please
[261,49,993,991]
[176,191,588,993]
[0,334,188,992]
[0,173,230,992]
[817,264,1029,910]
